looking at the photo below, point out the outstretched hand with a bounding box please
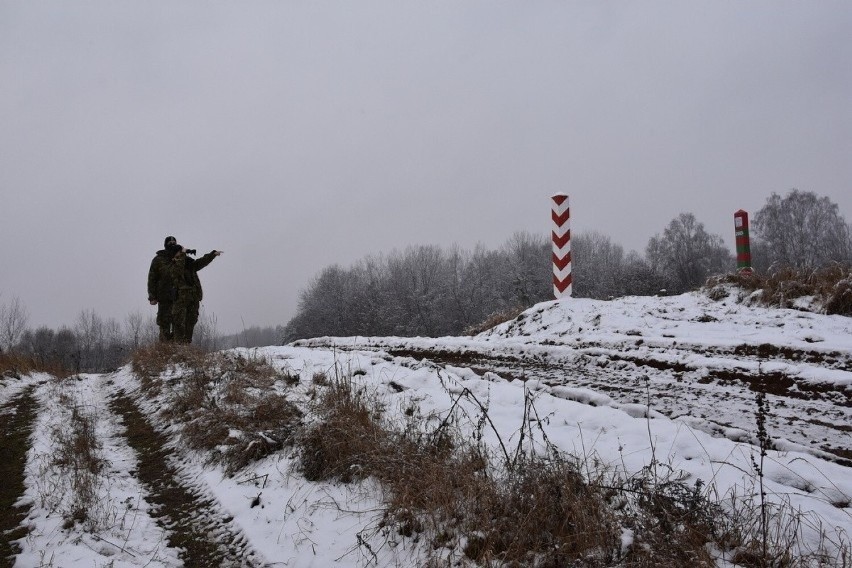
[213,250,223,257]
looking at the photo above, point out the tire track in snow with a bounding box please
[0,386,37,567]
[110,391,266,567]
[331,341,852,467]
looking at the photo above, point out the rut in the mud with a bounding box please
[381,344,852,466]
[110,391,264,568]
[0,387,38,568]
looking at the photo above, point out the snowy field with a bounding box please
[1,289,850,566]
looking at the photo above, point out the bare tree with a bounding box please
[75,309,105,370]
[572,231,627,299]
[646,213,733,293]
[385,246,448,336]
[54,327,78,370]
[462,244,507,322]
[142,315,159,345]
[499,231,551,307]
[621,251,670,296]
[18,326,55,365]
[17,325,79,370]
[0,295,29,352]
[753,189,852,271]
[103,316,126,368]
[288,264,354,339]
[125,311,146,350]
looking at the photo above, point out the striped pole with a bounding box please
[552,193,572,298]
[734,209,753,273]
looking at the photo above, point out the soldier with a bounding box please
[147,235,181,342]
[169,245,223,344]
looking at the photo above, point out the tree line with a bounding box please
[3,189,850,370]
[0,300,284,373]
[283,189,852,341]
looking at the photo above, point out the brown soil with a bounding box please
[110,391,264,567]
[0,387,37,568]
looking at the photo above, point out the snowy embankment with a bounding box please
[300,290,852,464]
[0,290,850,566]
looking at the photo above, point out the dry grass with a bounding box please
[299,373,382,483]
[457,456,619,566]
[706,264,852,316]
[130,343,208,394]
[616,467,723,567]
[720,485,852,568]
[295,373,851,567]
[130,346,851,566]
[0,351,72,379]
[0,351,35,379]
[48,392,107,530]
[297,374,624,565]
[131,346,303,473]
[464,305,528,335]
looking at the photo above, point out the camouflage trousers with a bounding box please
[172,297,200,344]
[156,301,175,342]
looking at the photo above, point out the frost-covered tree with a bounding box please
[283,234,552,341]
[646,213,733,293]
[572,231,627,299]
[498,231,552,307]
[0,295,29,352]
[753,189,852,271]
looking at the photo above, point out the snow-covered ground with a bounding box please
[2,290,850,567]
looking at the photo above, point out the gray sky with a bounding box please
[2,1,851,334]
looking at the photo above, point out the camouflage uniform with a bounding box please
[148,248,178,341]
[169,250,218,344]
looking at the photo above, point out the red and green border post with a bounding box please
[552,193,572,298]
[734,209,753,273]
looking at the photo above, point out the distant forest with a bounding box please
[282,189,852,341]
[2,189,850,372]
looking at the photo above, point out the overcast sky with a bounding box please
[2,1,851,335]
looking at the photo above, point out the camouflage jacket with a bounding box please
[169,251,218,302]
[147,249,177,302]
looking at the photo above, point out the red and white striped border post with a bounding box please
[552,193,572,298]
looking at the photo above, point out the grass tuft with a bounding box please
[464,305,528,335]
[131,346,302,473]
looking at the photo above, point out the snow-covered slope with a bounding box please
[2,290,850,566]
